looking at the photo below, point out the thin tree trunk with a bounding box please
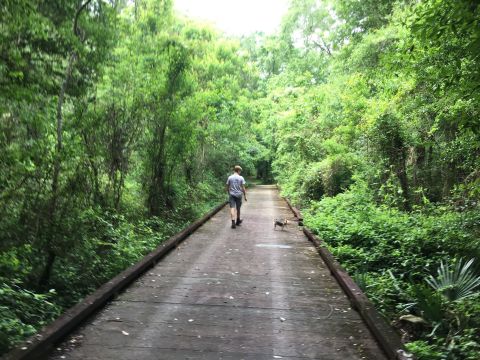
[149,121,168,216]
[37,0,92,288]
[396,163,411,212]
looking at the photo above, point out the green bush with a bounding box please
[0,283,61,354]
[304,182,480,359]
[405,340,443,360]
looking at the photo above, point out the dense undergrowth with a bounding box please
[0,180,224,353]
[0,0,260,353]
[2,0,480,358]
[254,0,480,358]
[302,185,480,359]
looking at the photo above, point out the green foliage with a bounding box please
[0,0,261,354]
[303,184,480,358]
[410,284,445,325]
[251,1,480,355]
[426,259,480,302]
[0,283,60,353]
[3,0,480,358]
[405,340,444,360]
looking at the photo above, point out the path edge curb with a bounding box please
[3,201,228,360]
[275,184,303,222]
[284,197,303,222]
[283,197,414,360]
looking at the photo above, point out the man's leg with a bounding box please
[229,195,237,228]
[230,207,237,221]
[236,197,242,225]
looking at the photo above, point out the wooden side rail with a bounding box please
[275,184,303,222]
[283,197,414,360]
[3,201,227,360]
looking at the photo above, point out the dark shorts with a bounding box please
[229,194,242,209]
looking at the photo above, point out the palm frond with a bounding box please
[425,258,480,302]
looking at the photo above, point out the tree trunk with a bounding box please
[396,160,411,211]
[37,0,92,288]
[148,121,168,216]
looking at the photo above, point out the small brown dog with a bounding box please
[274,218,289,230]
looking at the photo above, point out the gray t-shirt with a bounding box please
[226,173,246,197]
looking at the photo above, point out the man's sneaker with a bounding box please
[236,219,243,226]
[231,220,236,229]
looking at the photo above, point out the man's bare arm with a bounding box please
[242,185,247,201]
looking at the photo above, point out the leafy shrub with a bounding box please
[301,162,326,201]
[304,182,480,359]
[302,155,355,198]
[405,340,443,360]
[0,283,60,354]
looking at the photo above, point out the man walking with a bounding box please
[226,165,247,229]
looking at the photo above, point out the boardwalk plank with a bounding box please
[49,186,387,360]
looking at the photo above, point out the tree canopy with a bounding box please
[1,0,480,358]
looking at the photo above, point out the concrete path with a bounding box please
[50,185,387,360]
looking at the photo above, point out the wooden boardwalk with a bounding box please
[49,186,387,360]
